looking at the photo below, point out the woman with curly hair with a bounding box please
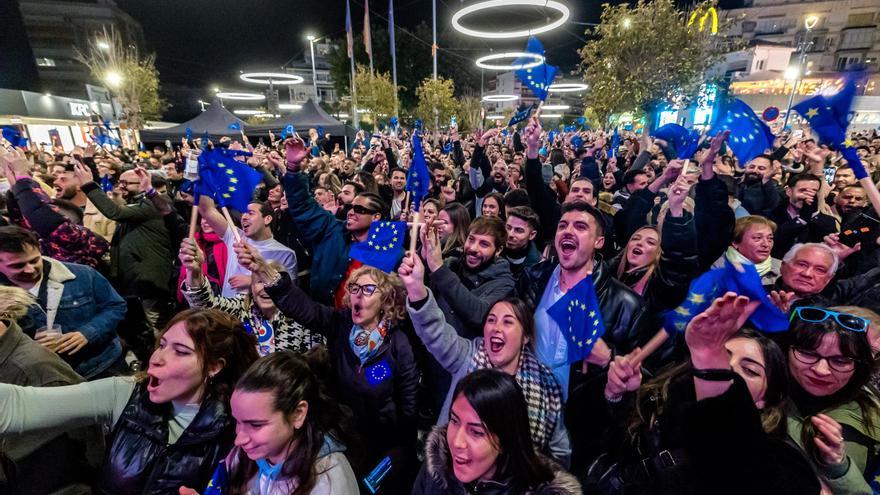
[235,242,420,492]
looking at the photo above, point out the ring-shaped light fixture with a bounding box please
[216,92,265,101]
[481,94,519,102]
[475,52,545,70]
[485,115,505,120]
[233,109,263,115]
[239,72,304,85]
[547,83,589,93]
[539,114,564,118]
[452,0,571,39]
[278,103,303,110]
[541,104,570,111]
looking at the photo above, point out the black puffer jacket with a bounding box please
[518,257,647,359]
[95,384,233,495]
[265,272,419,452]
[412,426,583,495]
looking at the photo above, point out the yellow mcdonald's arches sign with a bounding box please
[688,6,718,34]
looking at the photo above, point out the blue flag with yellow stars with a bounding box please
[203,460,228,495]
[708,99,774,166]
[610,127,621,158]
[653,123,700,160]
[227,121,242,131]
[1,126,28,148]
[664,258,789,335]
[514,37,558,102]
[546,275,606,364]
[349,221,406,273]
[793,79,868,179]
[508,104,536,127]
[196,147,262,211]
[407,131,430,212]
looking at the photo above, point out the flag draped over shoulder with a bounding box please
[406,131,430,212]
[514,37,558,102]
[546,275,606,363]
[195,148,262,211]
[664,258,789,335]
[793,79,868,179]
[350,221,406,272]
[708,99,774,165]
[653,123,699,160]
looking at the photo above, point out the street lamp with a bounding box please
[782,15,817,128]
[97,40,110,51]
[104,70,123,88]
[307,34,319,102]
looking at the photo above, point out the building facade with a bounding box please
[284,41,340,105]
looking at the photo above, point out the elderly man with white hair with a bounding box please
[766,242,880,312]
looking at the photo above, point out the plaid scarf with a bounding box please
[468,340,562,451]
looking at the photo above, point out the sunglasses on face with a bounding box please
[351,204,378,215]
[791,306,870,333]
[347,283,378,296]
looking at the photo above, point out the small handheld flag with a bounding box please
[406,132,430,213]
[349,221,405,272]
[1,126,28,148]
[280,124,296,140]
[101,174,113,193]
[653,123,699,160]
[708,99,774,166]
[203,460,228,495]
[610,127,620,158]
[664,259,788,335]
[514,37,558,102]
[546,275,606,363]
[227,122,242,131]
[508,104,536,127]
[185,127,193,142]
[196,148,262,211]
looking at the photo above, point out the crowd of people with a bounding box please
[1,114,880,495]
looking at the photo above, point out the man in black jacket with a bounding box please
[768,173,838,258]
[517,116,645,397]
[736,154,781,217]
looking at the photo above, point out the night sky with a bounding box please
[114,0,744,121]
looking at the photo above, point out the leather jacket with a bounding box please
[95,384,233,494]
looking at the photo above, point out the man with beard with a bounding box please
[504,206,542,279]
[389,167,407,218]
[78,165,172,327]
[516,118,644,397]
[421,216,515,338]
[198,195,297,298]
[768,173,838,258]
[280,136,389,306]
[832,184,869,225]
[52,163,115,241]
[736,155,781,217]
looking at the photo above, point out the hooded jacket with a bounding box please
[412,426,582,495]
[430,256,515,339]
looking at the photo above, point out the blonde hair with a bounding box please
[0,286,35,321]
[343,266,407,322]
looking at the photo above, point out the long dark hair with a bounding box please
[484,298,536,353]
[784,316,879,425]
[450,369,554,488]
[227,348,357,495]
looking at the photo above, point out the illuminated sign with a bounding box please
[688,6,718,34]
[68,102,91,117]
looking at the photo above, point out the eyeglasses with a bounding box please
[351,204,378,215]
[118,180,140,187]
[791,306,869,333]
[347,283,378,296]
[791,348,858,373]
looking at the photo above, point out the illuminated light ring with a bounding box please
[239,72,304,85]
[475,52,545,70]
[547,83,589,93]
[482,94,519,102]
[233,109,262,115]
[541,104,570,111]
[216,92,265,100]
[278,103,303,110]
[485,115,505,119]
[539,114,564,118]
[451,0,571,39]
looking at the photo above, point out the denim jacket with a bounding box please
[15,257,126,378]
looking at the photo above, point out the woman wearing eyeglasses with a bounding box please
[784,306,880,494]
[234,242,420,493]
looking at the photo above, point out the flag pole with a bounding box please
[630,329,669,364]
[389,0,399,118]
[220,206,241,243]
[409,211,421,253]
[188,205,200,239]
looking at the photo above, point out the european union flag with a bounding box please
[508,104,536,127]
[1,126,28,148]
[280,124,295,140]
[407,132,430,212]
[350,221,405,272]
[514,37,558,102]
[576,116,587,127]
[101,174,113,193]
[664,258,789,335]
[185,127,193,142]
[610,127,620,158]
[390,116,398,129]
[197,148,262,211]
[709,99,774,165]
[546,275,606,364]
[793,79,868,179]
[653,123,699,160]
[441,142,453,155]
[203,460,228,495]
[227,121,242,131]
[571,135,583,150]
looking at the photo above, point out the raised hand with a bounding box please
[604,350,643,402]
[419,221,444,272]
[477,128,500,148]
[686,292,759,367]
[134,167,152,192]
[283,136,308,172]
[73,162,94,185]
[823,233,861,261]
[233,241,264,272]
[708,130,729,155]
[811,413,847,466]
[769,290,795,314]
[398,252,427,301]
